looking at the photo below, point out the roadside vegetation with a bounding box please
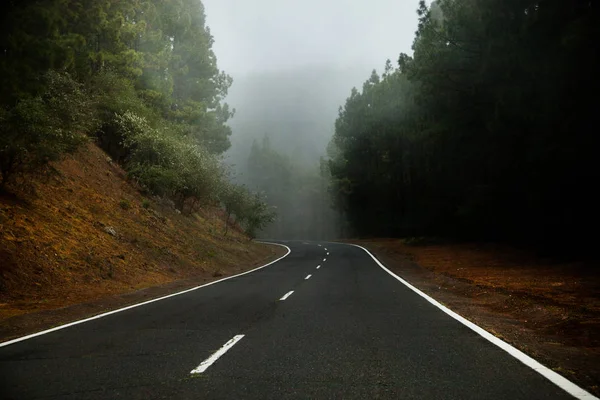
[0,0,281,328]
[0,142,282,326]
[0,0,275,237]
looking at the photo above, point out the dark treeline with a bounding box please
[0,0,274,236]
[328,0,599,254]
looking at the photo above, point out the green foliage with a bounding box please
[142,199,151,209]
[219,181,276,238]
[241,192,277,239]
[119,199,131,210]
[1,0,234,165]
[329,0,600,254]
[91,72,156,123]
[115,111,224,211]
[0,1,261,232]
[90,71,158,162]
[0,71,96,186]
[220,182,249,236]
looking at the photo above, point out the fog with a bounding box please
[202,0,420,239]
[203,0,418,76]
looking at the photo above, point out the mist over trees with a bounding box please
[234,135,338,239]
[328,0,599,255]
[0,0,274,237]
[225,67,368,165]
[223,67,365,239]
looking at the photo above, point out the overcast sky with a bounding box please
[202,0,421,77]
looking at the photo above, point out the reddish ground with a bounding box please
[0,142,283,340]
[350,239,600,396]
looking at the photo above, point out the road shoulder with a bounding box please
[0,243,287,343]
[347,239,600,397]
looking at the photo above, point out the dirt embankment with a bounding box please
[0,142,284,340]
[350,239,599,396]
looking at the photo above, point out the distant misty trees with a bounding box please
[328,0,599,255]
[223,68,364,239]
[239,136,339,240]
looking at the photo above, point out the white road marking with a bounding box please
[318,244,322,247]
[0,243,291,348]
[305,274,312,280]
[280,291,294,301]
[316,265,321,269]
[346,242,599,400]
[190,335,245,374]
[324,248,328,251]
[323,258,326,262]
[327,252,330,255]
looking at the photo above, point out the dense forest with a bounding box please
[0,0,274,237]
[2,0,598,248]
[328,0,599,255]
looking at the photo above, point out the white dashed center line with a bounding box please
[305,274,312,280]
[316,265,321,269]
[323,258,326,262]
[190,335,245,374]
[280,291,294,301]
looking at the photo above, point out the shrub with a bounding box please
[119,199,131,210]
[218,183,276,238]
[0,71,97,187]
[89,71,157,162]
[220,182,249,235]
[114,111,225,211]
[101,110,276,236]
[241,192,277,238]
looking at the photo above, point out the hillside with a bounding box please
[0,142,281,326]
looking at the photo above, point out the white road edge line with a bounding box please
[316,265,321,270]
[190,334,245,374]
[280,291,294,301]
[345,242,598,400]
[0,243,291,348]
[305,274,312,280]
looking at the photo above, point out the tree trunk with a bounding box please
[224,210,231,236]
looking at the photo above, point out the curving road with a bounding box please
[0,241,588,399]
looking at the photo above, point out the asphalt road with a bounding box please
[0,241,580,399]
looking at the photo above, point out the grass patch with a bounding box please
[119,199,131,210]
